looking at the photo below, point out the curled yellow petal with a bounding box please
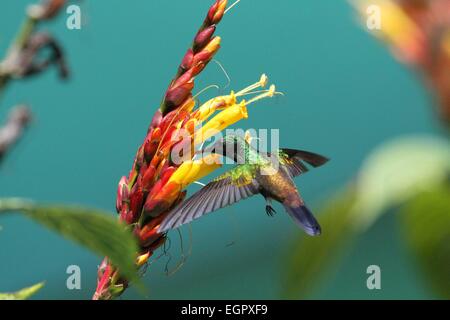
[168,154,222,189]
[194,101,248,145]
[204,36,221,54]
[136,252,150,267]
[195,92,237,122]
[180,98,196,113]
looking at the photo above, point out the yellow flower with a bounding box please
[194,101,248,145]
[171,75,279,189]
[194,92,237,122]
[168,154,222,189]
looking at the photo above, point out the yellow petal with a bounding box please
[194,101,248,145]
[168,162,193,186]
[136,252,150,267]
[204,36,221,54]
[168,154,222,189]
[195,92,236,122]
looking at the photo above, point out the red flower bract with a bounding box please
[92,0,228,300]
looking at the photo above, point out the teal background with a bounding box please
[0,0,440,299]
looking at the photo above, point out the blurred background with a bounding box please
[0,0,448,299]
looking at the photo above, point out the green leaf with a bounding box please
[281,188,358,299]
[0,198,141,286]
[354,135,450,230]
[399,184,450,299]
[0,282,44,300]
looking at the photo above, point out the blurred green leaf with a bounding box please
[0,198,140,286]
[354,135,450,230]
[283,135,450,299]
[399,184,450,299]
[282,188,358,299]
[0,282,44,300]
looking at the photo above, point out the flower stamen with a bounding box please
[235,74,268,97]
[246,84,278,105]
[224,0,241,15]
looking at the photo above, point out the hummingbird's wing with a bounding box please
[276,149,329,177]
[158,164,260,233]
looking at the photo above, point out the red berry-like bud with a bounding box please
[180,48,194,72]
[116,176,129,212]
[128,188,144,223]
[141,165,156,191]
[194,25,216,52]
[164,82,194,111]
[207,0,227,25]
[150,110,162,130]
[192,50,214,67]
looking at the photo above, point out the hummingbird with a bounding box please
[158,134,329,236]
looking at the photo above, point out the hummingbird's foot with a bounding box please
[265,205,276,217]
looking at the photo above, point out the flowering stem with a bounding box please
[0,105,32,162]
[15,17,38,50]
[0,16,37,101]
[93,0,228,300]
[0,0,68,100]
[0,15,37,156]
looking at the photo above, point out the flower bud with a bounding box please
[143,128,161,161]
[207,0,227,25]
[116,176,129,213]
[141,166,156,191]
[194,101,247,145]
[143,181,181,217]
[194,25,216,52]
[164,82,194,112]
[128,188,144,223]
[150,110,162,130]
[203,36,221,55]
[179,48,194,72]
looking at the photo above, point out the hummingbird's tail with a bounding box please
[283,204,321,236]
